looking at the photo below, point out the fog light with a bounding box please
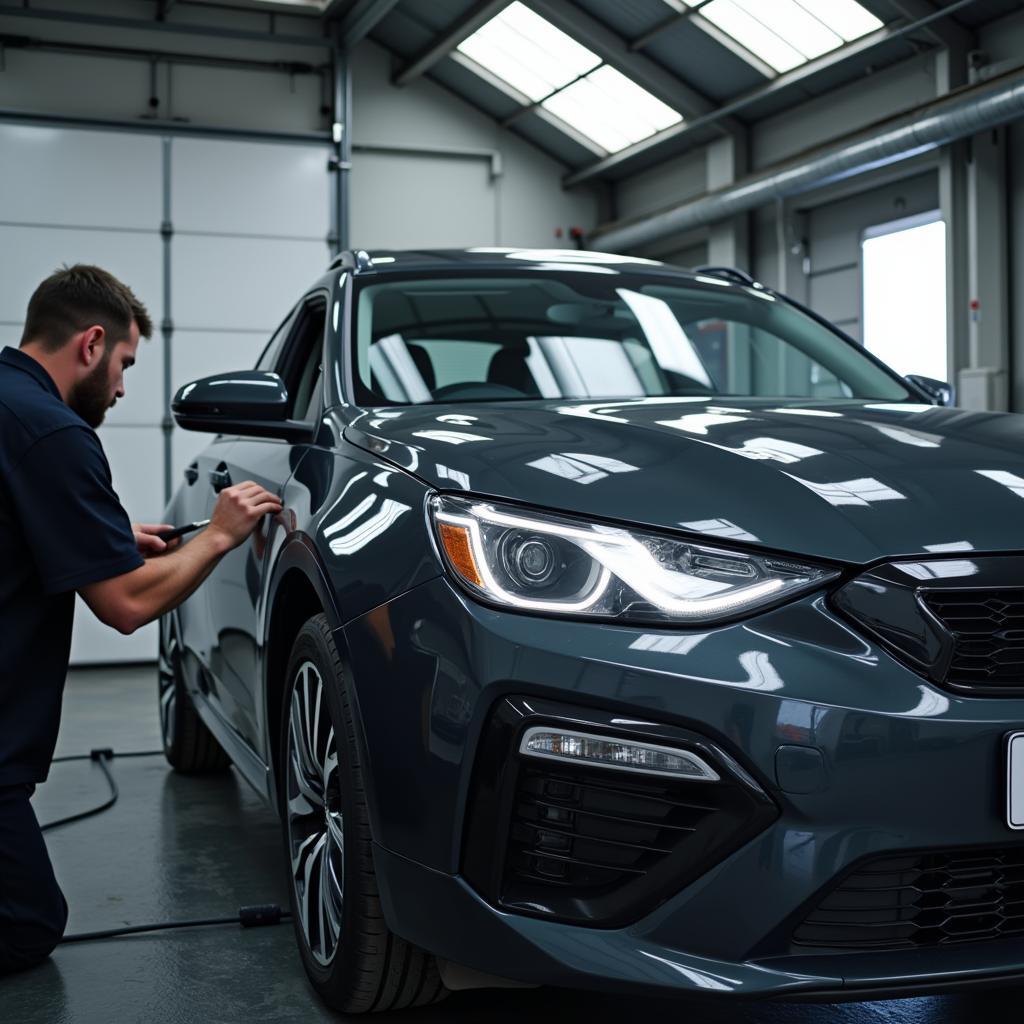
[519,727,719,782]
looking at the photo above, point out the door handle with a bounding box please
[209,466,232,493]
[184,462,199,485]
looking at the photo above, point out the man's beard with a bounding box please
[68,351,114,429]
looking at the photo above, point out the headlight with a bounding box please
[430,494,838,624]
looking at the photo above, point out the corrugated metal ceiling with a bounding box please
[354,0,1023,181]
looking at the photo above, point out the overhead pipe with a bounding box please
[591,66,1024,253]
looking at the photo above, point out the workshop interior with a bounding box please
[3,0,1024,1021]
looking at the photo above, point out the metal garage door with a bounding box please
[0,123,330,664]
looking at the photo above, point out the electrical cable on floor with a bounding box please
[61,905,291,944]
[41,747,292,944]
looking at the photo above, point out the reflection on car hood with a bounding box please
[343,397,1024,564]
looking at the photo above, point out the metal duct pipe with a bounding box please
[592,67,1024,253]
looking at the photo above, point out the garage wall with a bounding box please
[350,42,598,249]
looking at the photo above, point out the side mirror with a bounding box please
[905,374,955,407]
[172,371,312,441]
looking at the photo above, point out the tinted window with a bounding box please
[352,273,908,406]
[278,298,326,420]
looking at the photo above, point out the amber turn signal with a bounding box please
[437,522,483,587]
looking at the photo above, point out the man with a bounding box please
[0,265,282,973]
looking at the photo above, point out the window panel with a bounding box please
[734,0,842,60]
[700,0,807,72]
[795,0,884,41]
[458,1,681,154]
[543,67,682,154]
[457,1,600,101]
[701,0,884,73]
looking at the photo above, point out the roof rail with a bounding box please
[693,265,757,287]
[328,250,375,272]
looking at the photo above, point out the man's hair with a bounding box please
[20,264,153,353]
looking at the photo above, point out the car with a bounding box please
[160,247,1024,1013]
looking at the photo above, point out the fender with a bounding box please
[264,531,343,635]
[261,533,382,833]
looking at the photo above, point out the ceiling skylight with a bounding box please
[695,0,884,74]
[543,66,682,153]
[457,1,683,154]
[458,2,601,102]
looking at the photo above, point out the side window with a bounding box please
[276,296,327,420]
[256,306,298,372]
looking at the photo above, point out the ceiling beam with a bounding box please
[331,0,401,49]
[393,0,509,86]
[0,3,330,48]
[522,0,739,134]
[887,0,974,50]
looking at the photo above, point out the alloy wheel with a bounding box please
[286,660,345,967]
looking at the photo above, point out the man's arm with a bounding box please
[80,481,282,635]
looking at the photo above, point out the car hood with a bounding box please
[344,397,1024,564]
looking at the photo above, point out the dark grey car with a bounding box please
[160,248,1024,1013]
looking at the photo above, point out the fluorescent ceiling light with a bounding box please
[458,1,683,154]
[698,0,883,74]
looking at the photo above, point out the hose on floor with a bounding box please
[42,748,291,944]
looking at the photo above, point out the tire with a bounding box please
[158,613,231,774]
[280,614,448,1014]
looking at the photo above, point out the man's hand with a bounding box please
[207,481,283,550]
[133,523,181,558]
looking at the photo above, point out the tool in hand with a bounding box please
[157,519,210,542]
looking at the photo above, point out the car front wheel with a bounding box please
[281,614,447,1014]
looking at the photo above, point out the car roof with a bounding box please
[327,248,756,288]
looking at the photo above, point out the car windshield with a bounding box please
[351,271,910,405]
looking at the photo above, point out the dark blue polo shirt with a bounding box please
[0,346,143,786]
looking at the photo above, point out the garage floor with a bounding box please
[4,666,1020,1023]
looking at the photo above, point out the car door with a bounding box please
[205,292,328,753]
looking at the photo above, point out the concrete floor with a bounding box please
[3,666,1022,1022]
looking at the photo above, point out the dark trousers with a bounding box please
[0,785,67,974]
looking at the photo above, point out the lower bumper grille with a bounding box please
[463,696,776,927]
[509,764,717,891]
[795,845,1024,950]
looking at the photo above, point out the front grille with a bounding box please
[923,589,1024,690]
[795,846,1024,950]
[462,696,777,927]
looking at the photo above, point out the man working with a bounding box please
[0,265,282,973]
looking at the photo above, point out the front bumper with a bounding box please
[342,576,1024,998]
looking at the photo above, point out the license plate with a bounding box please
[1010,732,1024,830]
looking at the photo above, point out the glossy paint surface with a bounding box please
[345,575,1024,995]
[346,397,1024,563]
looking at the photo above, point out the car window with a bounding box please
[276,296,327,420]
[256,306,298,373]
[352,274,909,406]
